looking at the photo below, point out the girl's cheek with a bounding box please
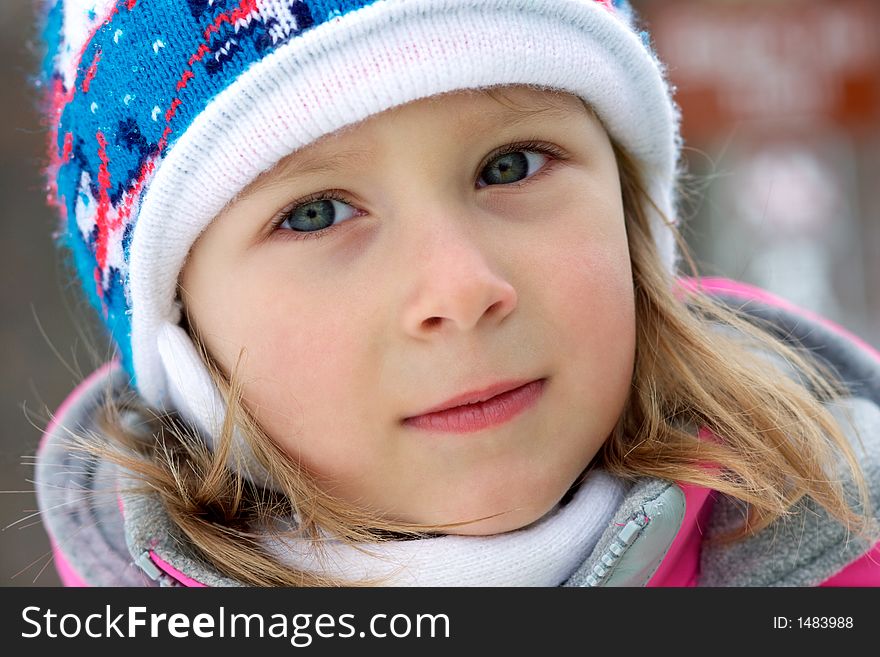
[544,218,634,354]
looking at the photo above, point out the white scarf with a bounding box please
[266,469,625,586]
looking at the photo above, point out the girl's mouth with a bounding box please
[402,378,546,434]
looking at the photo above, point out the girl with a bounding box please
[35,0,880,586]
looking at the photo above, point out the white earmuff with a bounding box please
[156,322,275,489]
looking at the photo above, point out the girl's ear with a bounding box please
[157,322,276,489]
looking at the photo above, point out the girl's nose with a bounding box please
[400,224,518,339]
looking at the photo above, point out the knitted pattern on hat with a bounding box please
[41,0,350,379]
[39,0,679,411]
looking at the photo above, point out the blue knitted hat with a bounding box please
[40,0,679,430]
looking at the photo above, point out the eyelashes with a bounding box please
[273,192,363,240]
[269,140,569,242]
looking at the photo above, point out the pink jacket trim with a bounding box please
[647,484,714,587]
[41,361,119,587]
[682,277,880,363]
[149,551,207,587]
[821,543,880,586]
[50,540,89,587]
[39,360,119,454]
[659,278,880,586]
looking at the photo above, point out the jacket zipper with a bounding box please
[135,550,183,587]
[582,511,649,587]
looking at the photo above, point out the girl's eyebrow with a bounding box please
[237,100,575,202]
[272,145,376,179]
[236,145,376,202]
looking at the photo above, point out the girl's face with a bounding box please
[180,86,635,535]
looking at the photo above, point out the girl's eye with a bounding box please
[273,143,561,239]
[477,149,550,188]
[277,196,359,234]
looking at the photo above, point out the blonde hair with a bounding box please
[78,140,874,587]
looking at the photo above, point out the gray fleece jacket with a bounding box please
[35,282,880,586]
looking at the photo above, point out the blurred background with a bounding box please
[2,0,878,586]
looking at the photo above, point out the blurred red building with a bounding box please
[634,0,880,345]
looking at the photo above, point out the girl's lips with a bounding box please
[402,379,546,434]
